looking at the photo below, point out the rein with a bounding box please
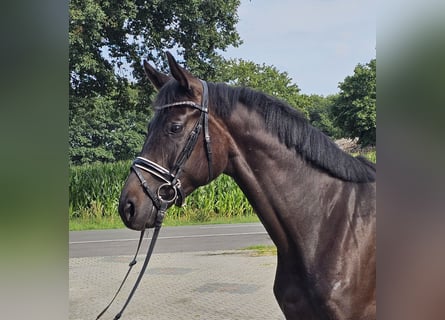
[96,80,212,319]
[96,207,166,320]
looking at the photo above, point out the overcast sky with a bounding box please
[220,0,376,96]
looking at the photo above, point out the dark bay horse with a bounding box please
[118,52,376,320]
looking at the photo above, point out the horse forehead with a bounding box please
[161,107,199,123]
[155,80,201,104]
[150,107,181,123]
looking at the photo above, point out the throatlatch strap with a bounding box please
[199,80,213,182]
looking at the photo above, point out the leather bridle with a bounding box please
[131,79,213,215]
[97,80,212,320]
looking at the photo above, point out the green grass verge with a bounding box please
[241,245,277,256]
[69,213,260,231]
[353,149,376,162]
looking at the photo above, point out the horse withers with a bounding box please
[118,52,376,320]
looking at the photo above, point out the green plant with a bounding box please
[69,161,256,229]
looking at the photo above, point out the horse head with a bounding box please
[118,52,228,230]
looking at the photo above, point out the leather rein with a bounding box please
[97,80,212,319]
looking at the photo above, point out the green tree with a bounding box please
[332,59,376,146]
[305,94,343,138]
[69,85,147,164]
[218,59,310,114]
[217,59,348,137]
[69,0,242,164]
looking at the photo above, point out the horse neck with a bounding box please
[221,103,349,264]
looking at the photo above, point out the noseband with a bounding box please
[96,80,213,320]
[131,79,213,217]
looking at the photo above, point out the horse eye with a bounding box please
[169,123,183,134]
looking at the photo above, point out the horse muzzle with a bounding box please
[118,157,186,230]
[118,191,156,230]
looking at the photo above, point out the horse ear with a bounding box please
[166,51,195,91]
[143,60,171,91]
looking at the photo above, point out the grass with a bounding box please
[242,245,277,256]
[354,149,376,162]
[69,216,124,231]
[69,213,260,231]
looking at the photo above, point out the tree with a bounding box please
[69,85,147,164]
[305,94,343,139]
[331,59,376,147]
[218,59,310,114]
[216,59,349,137]
[69,0,242,164]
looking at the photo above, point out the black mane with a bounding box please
[155,81,375,183]
[206,83,375,183]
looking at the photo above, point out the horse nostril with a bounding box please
[124,201,135,220]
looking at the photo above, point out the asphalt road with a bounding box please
[69,222,274,258]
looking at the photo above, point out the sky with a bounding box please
[220,0,376,96]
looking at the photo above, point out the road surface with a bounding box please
[69,223,284,319]
[69,222,274,258]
